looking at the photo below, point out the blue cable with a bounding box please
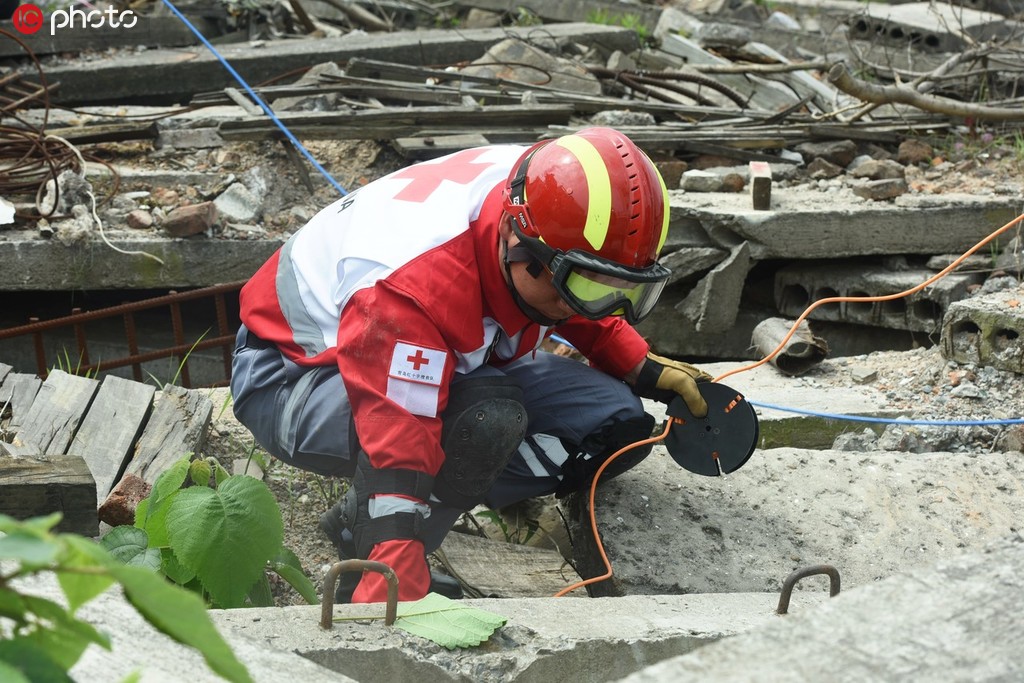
[547,335,1023,427]
[749,401,1024,427]
[160,0,348,196]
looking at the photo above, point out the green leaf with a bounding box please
[99,526,161,571]
[0,640,71,683]
[0,513,62,536]
[160,548,196,586]
[57,535,116,612]
[246,573,274,607]
[268,547,317,605]
[166,477,283,608]
[0,532,60,567]
[109,564,253,683]
[139,457,190,532]
[213,461,232,486]
[190,459,212,488]
[393,593,506,649]
[0,586,28,623]
[18,595,110,668]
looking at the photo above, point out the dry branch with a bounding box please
[828,63,1024,122]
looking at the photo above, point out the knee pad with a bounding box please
[556,413,656,498]
[434,375,527,510]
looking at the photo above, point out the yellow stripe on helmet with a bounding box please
[650,153,670,255]
[556,135,612,251]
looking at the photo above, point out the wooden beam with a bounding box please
[43,121,159,145]
[0,453,99,537]
[217,104,574,141]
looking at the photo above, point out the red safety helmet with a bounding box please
[502,127,672,324]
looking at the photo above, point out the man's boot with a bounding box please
[319,494,463,602]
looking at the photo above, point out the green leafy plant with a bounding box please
[0,513,252,683]
[51,348,99,379]
[474,509,539,545]
[102,456,317,609]
[145,329,209,389]
[586,8,652,46]
[510,7,542,27]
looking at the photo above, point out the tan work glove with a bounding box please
[632,352,713,417]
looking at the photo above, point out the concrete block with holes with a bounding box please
[846,1,1019,53]
[774,262,982,333]
[941,285,1024,373]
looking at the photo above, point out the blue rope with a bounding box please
[547,335,1024,427]
[160,0,348,196]
[749,401,1024,427]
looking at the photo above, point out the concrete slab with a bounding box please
[0,232,280,290]
[668,189,1021,260]
[618,536,1024,682]
[774,262,982,333]
[212,593,824,682]
[39,24,640,106]
[563,444,1024,599]
[847,1,1018,52]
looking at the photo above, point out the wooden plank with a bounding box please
[217,104,574,141]
[0,373,42,430]
[43,121,160,145]
[0,453,99,537]
[71,375,156,504]
[436,530,582,599]
[125,384,213,485]
[6,371,98,456]
[392,134,492,160]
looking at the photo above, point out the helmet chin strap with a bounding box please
[502,239,568,327]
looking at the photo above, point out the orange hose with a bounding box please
[553,210,1024,598]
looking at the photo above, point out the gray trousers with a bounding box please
[230,325,648,552]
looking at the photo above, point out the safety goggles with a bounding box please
[511,224,670,324]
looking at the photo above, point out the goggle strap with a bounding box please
[506,244,546,279]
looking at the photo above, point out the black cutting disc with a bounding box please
[663,382,759,476]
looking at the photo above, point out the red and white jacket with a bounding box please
[239,145,649,600]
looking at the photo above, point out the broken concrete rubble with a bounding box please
[942,285,1024,373]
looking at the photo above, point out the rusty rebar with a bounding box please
[321,559,399,629]
[776,564,841,615]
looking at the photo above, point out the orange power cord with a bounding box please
[553,210,1024,598]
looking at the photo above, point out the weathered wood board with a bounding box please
[71,375,156,503]
[125,384,213,485]
[437,530,582,599]
[0,373,42,430]
[0,453,99,537]
[6,371,99,456]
